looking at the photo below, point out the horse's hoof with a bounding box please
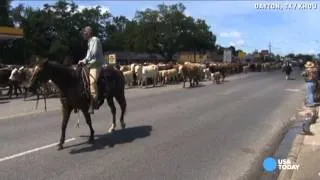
[108,128,115,133]
[121,123,126,129]
[57,144,63,150]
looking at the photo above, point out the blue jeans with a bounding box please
[306,82,316,105]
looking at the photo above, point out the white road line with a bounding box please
[0,138,76,163]
[285,88,302,92]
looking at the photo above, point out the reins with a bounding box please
[80,65,91,99]
[74,65,93,128]
[35,89,47,112]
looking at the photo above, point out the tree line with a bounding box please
[1,0,314,65]
[285,53,315,62]
[0,0,223,64]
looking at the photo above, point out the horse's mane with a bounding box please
[47,61,73,71]
[46,61,76,77]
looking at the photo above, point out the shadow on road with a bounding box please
[67,125,152,154]
[143,85,167,89]
[185,83,207,89]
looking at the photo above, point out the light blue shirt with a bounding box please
[84,36,106,68]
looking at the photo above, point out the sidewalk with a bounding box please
[0,97,61,119]
[290,106,320,180]
[279,106,320,180]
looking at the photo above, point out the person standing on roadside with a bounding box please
[302,61,318,107]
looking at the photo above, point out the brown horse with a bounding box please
[29,60,127,150]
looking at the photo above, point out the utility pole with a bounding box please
[268,42,272,55]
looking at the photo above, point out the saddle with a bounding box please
[76,65,112,99]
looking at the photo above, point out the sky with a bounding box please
[11,0,320,55]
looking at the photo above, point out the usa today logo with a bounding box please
[263,157,300,172]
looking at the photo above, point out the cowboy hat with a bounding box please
[305,61,315,68]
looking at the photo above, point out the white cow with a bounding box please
[120,65,130,72]
[142,64,159,87]
[166,68,178,83]
[134,64,143,86]
[158,70,168,86]
[123,71,134,88]
[203,68,211,80]
[243,65,250,73]
[211,72,221,84]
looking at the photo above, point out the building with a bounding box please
[260,50,269,56]
[176,50,222,63]
[0,26,23,40]
[104,51,166,65]
[0,26,24,64]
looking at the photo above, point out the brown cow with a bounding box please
[178,63,200,88]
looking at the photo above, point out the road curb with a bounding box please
[277,134,305,180]
[238,117,295,180]
[277,106,320,180]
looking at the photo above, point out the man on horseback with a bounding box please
[78,26,106,114]
[282,61,293,80]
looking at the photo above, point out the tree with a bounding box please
[285,53,295,59]
[8,0,113,63]
[229,46,236,56]
[5,1,218,64]
[0,0,12,26]
[104,16,131,51]
[133,3,216,60]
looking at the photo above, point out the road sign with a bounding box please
[223,49,232,62]
[108,54,116,64]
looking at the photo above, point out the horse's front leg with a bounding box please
[106,96,117,133]
[81,110,95,144]
[58,105,72,150]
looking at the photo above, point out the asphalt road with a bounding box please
[0,70,305,180]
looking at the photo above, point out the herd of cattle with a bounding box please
[0,61,282,99]
[119,62,282,88]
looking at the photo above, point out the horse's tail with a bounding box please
[122,80,127,116]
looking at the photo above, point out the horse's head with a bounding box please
[28,60,50,93]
